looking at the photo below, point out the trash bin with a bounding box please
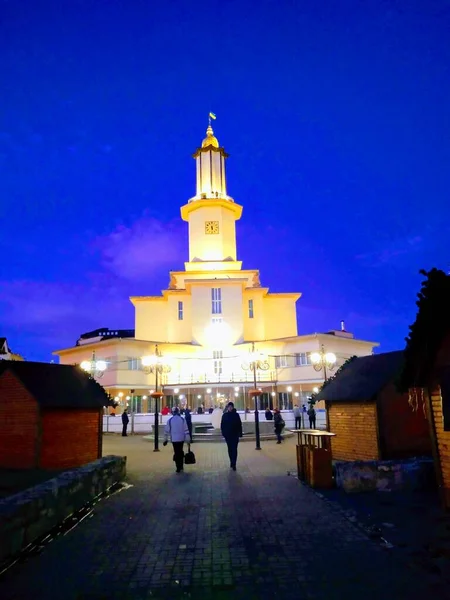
[291,429,336,488]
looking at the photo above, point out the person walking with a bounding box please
[184,407,193,442]
[308,405,317,429]
[293,405,301,429]
[121,409,129,437]
[220,402,243,471]
[163,407,190,473]
[273,408,285,444]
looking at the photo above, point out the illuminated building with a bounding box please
[54,120,378,411]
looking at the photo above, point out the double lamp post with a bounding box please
[242,342,270,451]
[310,344,337,431]
[141,345,171,452]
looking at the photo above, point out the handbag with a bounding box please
[184,444,196,465]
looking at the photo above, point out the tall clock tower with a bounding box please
[180,122,243,268]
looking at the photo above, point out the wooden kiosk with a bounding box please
[291,429,336,488]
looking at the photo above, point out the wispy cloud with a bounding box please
[355,235,423,267]
[94,215,187,282]
[0,214,186,355]
[0,280,129,329]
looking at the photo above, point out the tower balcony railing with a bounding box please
[188,192,233,203]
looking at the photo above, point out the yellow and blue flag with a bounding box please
[209,112,217,120]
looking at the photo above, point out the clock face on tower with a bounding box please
[205,221,219,234]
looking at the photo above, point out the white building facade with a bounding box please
[54,121,378,412]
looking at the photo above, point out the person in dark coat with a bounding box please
[184,407,193,442]
[121,409,129,437]
[221,402,243,471]
[265,408,273,420]
[273,409,285,444]
[308,406,316,429]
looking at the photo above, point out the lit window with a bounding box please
[178,301,183,321]
[128,358,139,371]
[213,350,223,375]
[295,353,312,366]
[275,355,289,369]
[212,288,222,314]
[249,299,254,319]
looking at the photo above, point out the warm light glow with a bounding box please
[197,394,201,399]
[248,350,268,365]
[313,386,319,394]
[174,388,179,394]
[126,396,130,400]
[204,320,233,348]
[179,394,185,400]
[80,360,91,372]
[271,392,276,397]
[96,360,107,372]
[310,352,321,365]
[287,386,292,392]
[141,355,156,367]
[234,386,239,392]
[143,395,147,400]
[150,390,154,394]
[206,388,212,393]
[114,396,119,401]
[294,392,299,397]
[118,392,124,397]
[216,392,221,397]
[325,352,337,365]
[234,392,238,397]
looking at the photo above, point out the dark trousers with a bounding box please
[187,422,193,442]
[309,418,316,429]
[226,437,239,467]
[275,426,283,443]
[122,424,128,436]
[295,417,301,429]
[172,441,185,471]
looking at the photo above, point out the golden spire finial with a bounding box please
[202,112,219,148]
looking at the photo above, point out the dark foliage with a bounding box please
[398,268,450,392]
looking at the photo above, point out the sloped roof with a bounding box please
[315,351,404,403]
[0,360,110,408]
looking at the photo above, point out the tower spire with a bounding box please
[203,112,218,147]
[191,115,230,200]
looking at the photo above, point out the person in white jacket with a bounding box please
[163,407,190,473]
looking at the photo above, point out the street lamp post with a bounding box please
[310,344,337,431]
[80,351,107,378]
[242,342,269,450]
[142,345,171,452]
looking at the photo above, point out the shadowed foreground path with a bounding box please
[0,436,430,599]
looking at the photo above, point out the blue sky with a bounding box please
[1,0,449,361]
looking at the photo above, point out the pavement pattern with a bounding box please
[0,435,433,600]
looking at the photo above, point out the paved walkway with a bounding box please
[0,436,431,599]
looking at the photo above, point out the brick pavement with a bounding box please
[0,436,432,600]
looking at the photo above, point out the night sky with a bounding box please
[1,0,449,362]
